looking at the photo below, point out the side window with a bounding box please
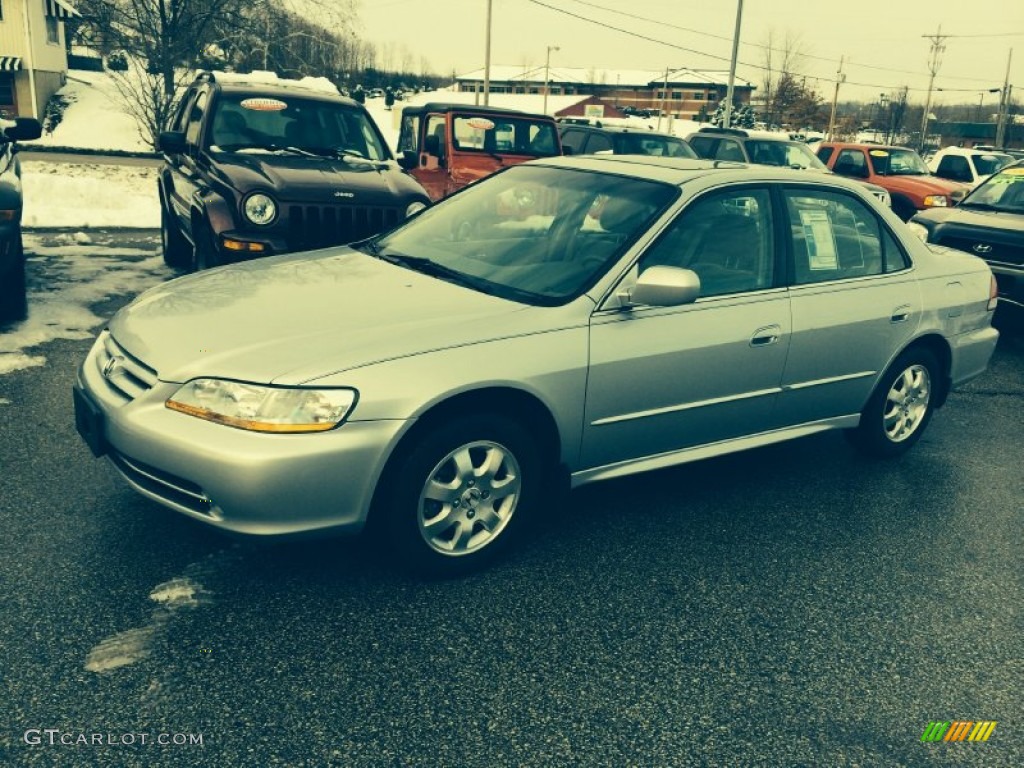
[585,133,613,154]
[882,228,910,272]
[184,91,208,147]
[169,89,196,132]
[397,113,420,153]
[714,139,746,162]
[688,136,715,159]
[832,149,868,178]
[816,146,834,164]
[424,115,446,157]
[560,129,587,154]
[936,155,971,182]
[639,187,774,298]
[785,189,891,285]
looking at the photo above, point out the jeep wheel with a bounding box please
[194,222,222,271]
[161,204,191,269]
[0,236,28,324]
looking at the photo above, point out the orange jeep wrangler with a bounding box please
[396,103,562,201]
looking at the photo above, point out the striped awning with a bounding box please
[0,57,22,71]
[46,0,80,19]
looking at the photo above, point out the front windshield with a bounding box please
[972,153,1013,177]
[364,165,678,305]
[746,140,827,170]
[209,94,389,160]
[619,134,697,158]
[871,148,929,176]
[960,166,1024,211]
[452,115,560,157]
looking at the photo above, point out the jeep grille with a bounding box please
[286,205,403,251]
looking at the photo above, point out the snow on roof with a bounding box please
[208,70,340,96]
[456,65,755,89]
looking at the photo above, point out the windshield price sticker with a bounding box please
[465,117,496,131]
[869,149,889,157]
[241,98,288,112]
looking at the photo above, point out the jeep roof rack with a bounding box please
[194,70,341,97]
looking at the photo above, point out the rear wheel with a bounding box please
[381,414,543,576]
[161,203,191,269]
[0,235,27,324]
[848,347,939,458]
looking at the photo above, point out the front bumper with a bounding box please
[74,335,408,537]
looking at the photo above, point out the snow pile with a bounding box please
[21,161,160,228]
[37,70,152,153]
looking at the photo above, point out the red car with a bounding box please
[816,142,968,221]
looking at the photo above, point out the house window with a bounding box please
[45,14,59,44]
[672,91,682,100]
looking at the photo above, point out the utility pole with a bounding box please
[826,56,845,141]
[657,67,669,131]
[919,26,947,150]
[483,0,492,106]
[996,49,1014,148]
[543,45,560,115]
[723,0,744,129]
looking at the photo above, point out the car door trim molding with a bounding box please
[591,386,783,426]
[573,414,861,487]
[783,370,877,391]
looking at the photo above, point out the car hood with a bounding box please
[914,205,1024,233]
[211,152,424,203]
[109,249,568,385]
[878,174,968,197]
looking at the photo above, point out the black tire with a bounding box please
[0,236,27,324]
[194,221,221,271]
[381,413,543,576]
[161,202,191,269]
[848,347,939,458]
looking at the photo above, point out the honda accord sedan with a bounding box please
[74,156,1000,575]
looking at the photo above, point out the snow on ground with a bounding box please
[39,70,152,153]
[21,161,159,228]
[0,233,172,376]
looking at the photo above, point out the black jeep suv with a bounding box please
[158,71,430,270]
[0,117,43,324]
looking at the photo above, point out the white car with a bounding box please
[927,146,1014,188]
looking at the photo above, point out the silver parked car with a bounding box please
[73,156,1000,574]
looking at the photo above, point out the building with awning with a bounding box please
[0,0,80,118]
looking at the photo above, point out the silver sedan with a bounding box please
[74,157,999,575]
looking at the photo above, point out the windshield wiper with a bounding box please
[368,249,482,289]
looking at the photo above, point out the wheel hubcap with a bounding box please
[882,363,931,442]
[417,440,521,556]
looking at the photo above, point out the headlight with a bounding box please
[243,193,277,225]
[405,201,428,218]
[166,379,356,433]
[906,221,930,242]
[922,195,948,208]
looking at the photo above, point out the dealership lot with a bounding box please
[1,232,1021,765]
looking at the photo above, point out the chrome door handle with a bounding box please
[891,304,912,323]
[750,325,781,347]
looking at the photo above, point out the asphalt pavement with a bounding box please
[1,231,1022,767]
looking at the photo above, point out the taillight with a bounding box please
[987,275,998,311]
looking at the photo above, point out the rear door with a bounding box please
[776,185,921,425]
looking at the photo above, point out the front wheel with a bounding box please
[0,235,27,324]
[161,204,191,269]
[848,347,939,458]
[193,221,222,271]
[382,414,543,576]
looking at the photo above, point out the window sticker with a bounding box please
[465,117,495,131]
[799,209,839,270]
[869,149,889,157]
[240,98,287,112]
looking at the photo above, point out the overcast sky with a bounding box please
[359,0,1023,105]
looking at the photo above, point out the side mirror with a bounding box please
[618,266,701,308]
[3,117,42,142]
[397,150,417,170]
[158,130,187,154]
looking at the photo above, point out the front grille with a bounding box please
[935,229,1024,268]
[94,332,159,404]
[286,204,403,251]
[110,451,216,518]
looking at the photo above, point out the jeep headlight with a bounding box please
[906,221,930,242]
[922,195,948,208]
[167,379,356,433]
[405,201,428,218]
[243,193,277,225]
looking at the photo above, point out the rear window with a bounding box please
[452,115,559,157]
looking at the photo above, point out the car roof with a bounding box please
[197,71,353,105]
[402,102,552,119]
[819,142,916,152]
[933,146,1012,157]
[688,129,800,144]
[559,123,685,139]
[528,153,881,192]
